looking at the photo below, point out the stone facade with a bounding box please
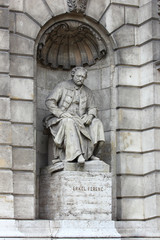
[0,0,160,239]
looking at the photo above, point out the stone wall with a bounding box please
[0,0,159,230]
[0,0,13,219]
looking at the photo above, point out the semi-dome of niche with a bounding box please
[37,20,107,70]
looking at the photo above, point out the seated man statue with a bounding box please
[44,67,105,166]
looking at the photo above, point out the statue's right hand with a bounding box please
[60,112,72,118]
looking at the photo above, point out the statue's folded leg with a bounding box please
[54,117,88,162]
[89,118,105,156]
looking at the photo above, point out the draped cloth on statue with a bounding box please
[44,80,105,162]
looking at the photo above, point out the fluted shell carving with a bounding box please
[37,21,107,70]
[67,0,88,13]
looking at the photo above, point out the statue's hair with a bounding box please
[71,67,87,77]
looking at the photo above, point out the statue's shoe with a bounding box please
[77,155,85,164]
[89,155,100,160]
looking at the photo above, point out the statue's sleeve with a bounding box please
[87,91,97,117]
[45,84,64,118]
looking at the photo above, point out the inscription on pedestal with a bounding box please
[40,162,111,221]
[73,186,104,191]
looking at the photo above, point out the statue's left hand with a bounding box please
[82,114,93,126]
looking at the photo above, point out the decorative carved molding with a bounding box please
[67,0,88,13]
[37,21,107,70]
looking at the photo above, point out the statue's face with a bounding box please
[73,69,86,86]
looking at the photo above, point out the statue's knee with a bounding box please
[61,117,74,126]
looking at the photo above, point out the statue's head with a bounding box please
[71,67,87,86]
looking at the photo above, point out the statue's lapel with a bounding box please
[79,87,87,116]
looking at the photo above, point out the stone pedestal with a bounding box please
[39,160,111,220]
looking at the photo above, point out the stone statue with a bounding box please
[44,67,105,171]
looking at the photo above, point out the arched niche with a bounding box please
[35,14,116,217]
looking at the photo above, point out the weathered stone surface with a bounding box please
[118,66,140,86]
[0,195,14,218]
[141,107,154,129]
[111,0,138,5]
[125,6,138,25]
[0,8,9,28]
[11,101,33,123]
[0,30,9,50]
[0,74,10,96]
[154,129,160,149]
[40,162,111,220]
[0,220,121,238]
[155,152,160,171]
[45,0,68,16]
[143,152,156,174]
[25,0,51,25]
[9,12,15,32]
[10,78,34,100]
[155,85,160,104]
[137,20,160,45]
[117,47,139,65]
[9,0,23,11]
[14,196,35,219]
[10,56,34,77]
[93,88,110,110]
[37,131,48,154]
[140,42,158,65]
[100,110,111,131]
[0,0,9,6]
[86,0,110,21]
[140,85,154,108]
[138,1,158,24]
[144,172,156,196]
[118,109,141,130]
[139,0,152,6]
[0,170,13,193]
[0,145,12,169]
[112,25,135,48]
[37,87,49,110]
[154,106,160,128]
[0,121,11,144]
[16,13,40,39]
[0,97,10,120]
[117,198,144,220]
[118,87,140,108]
[117,176,143,197]
[37,108,48,131]
[142,129,154,152]
[144,195,157,219]
[0,52,9,73]
[117,153,143,175]
[101,67,111,89]
[12,124,33,147]
[117,131,141,152]
[13,147,34,171]
[85,69,101,90]
[10,34,34,55]
[140,63,156,86]
[105,5,124,33]
[13,172,34,194]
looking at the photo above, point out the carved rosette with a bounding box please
[37,21,107,70]
[67,0,88,13]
